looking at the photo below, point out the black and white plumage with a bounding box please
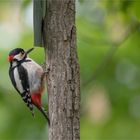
[8,48,49,123]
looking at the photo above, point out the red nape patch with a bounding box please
[31,93,41,107]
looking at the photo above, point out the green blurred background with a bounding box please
[0,0,140,140]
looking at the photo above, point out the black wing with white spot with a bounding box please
[9,65,34,116]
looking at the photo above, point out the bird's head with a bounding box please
[8,48,34,62]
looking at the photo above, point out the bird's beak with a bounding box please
[8,55,14,62]
[25,48,34,55]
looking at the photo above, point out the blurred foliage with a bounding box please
[0,0,140,140]
[21,0,31,10]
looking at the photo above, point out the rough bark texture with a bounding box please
[43,0,80,140]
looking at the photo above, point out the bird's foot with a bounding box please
[41,62,50,76]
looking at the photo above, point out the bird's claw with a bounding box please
[41,62,50,75]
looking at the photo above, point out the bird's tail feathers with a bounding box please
[36,106,50,125]
[27,103,34,117]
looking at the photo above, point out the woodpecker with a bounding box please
[8,48,49,124]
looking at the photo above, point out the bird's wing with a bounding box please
[9,67,20,93]
[9,65,34,116]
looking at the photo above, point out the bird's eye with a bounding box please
[21,51,24,54]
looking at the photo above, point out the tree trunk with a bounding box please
[43,0,80,140]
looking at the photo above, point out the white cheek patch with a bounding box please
[14,54,22,60]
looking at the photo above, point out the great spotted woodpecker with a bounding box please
[8,48,49,124]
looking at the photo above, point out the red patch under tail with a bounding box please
[31,93,41,108]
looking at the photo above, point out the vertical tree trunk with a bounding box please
[43,0,80,140]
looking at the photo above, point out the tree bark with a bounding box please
[43,0,80,140]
